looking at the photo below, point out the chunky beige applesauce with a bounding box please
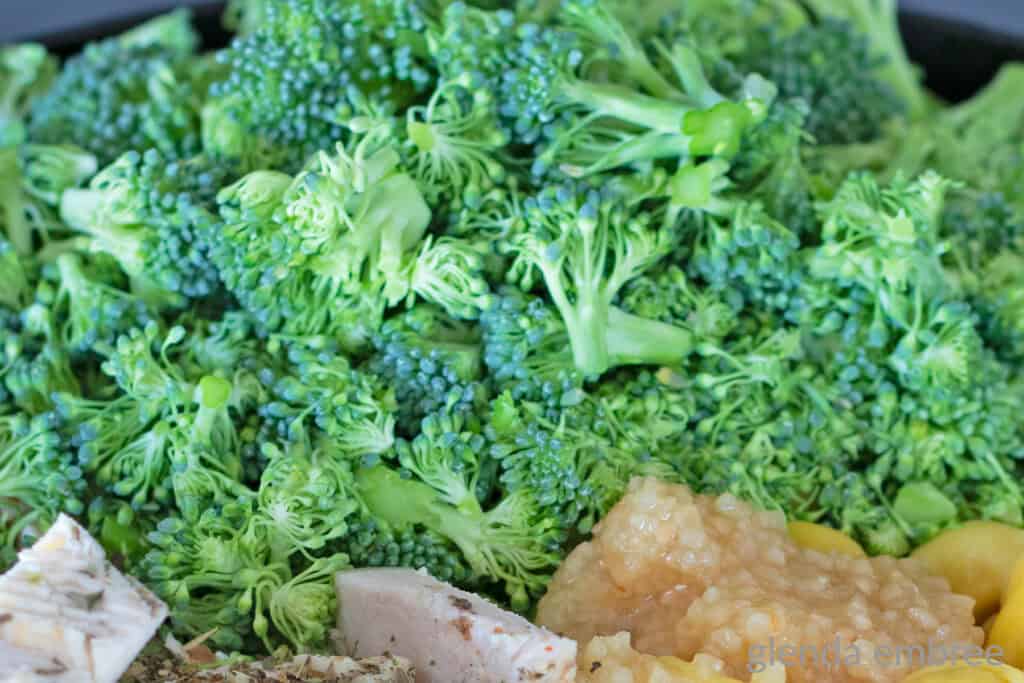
[538,478,982,683]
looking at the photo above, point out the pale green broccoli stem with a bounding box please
[0,244,28,309]
[0,44,55,147]
[605,307,696,367]
[561,79,694,135]
[552,288,694,376]
[0,149,32,254]
[534,211,695,375]
[190,375,243,481]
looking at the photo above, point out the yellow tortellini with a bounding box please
[911,521,1024,621]
[788,521,866,557]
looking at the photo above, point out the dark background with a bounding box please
[3,0,1024,102]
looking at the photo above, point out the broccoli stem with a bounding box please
[606,306,696,367]
[357,465,444,528]
[0,150,32,255]
[555,131,695,177]
[563,302,695,376]
[561,79,694,134]
[559,283,610,377]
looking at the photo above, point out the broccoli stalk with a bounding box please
[0,240,29,309]
[0,149,34,255]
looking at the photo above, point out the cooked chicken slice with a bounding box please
[335,568,576,683]
[0,514,167,683]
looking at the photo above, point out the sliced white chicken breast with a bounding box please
[335,568,576,683]
[0,514,168,683]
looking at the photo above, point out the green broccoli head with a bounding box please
[205,0,435,172]
[60,149,230,307]
[28,11,202,165]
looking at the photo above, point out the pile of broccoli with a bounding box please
[3,0,1024,656]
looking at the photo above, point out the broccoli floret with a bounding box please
[0,412,85,564]
[142,508,260,651]
[54,324,191,506]
[205,0,434,172]
[527,1,772,177]
[211,127,490,346]
[728,100,816,234]
[54,252,156,353]
[250,437,360,560]
[28,10,202,165]
[503,183,696,376]
[618,264,740,340]
[144,490,350,653]
[487,390,680,537]
[342,515,476,585]
[405,82,508,204]
[428,3,518,102]
[434,0,769,178]
[688,200,804,315]
[802,0,927,120]
[970,252,1024,361]
[357,411,562,609]
[167,374,258,522]
[741,18,906,144]
[930,65,1024,207]
[805,171,955,338]
[257,338,397,458]
[367,306,485,435]
[481,289,584,410]
[18,144,98,205]
[1,300,80,415]
[60,149,230,306]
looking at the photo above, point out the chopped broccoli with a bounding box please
[7,0,1024,659]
